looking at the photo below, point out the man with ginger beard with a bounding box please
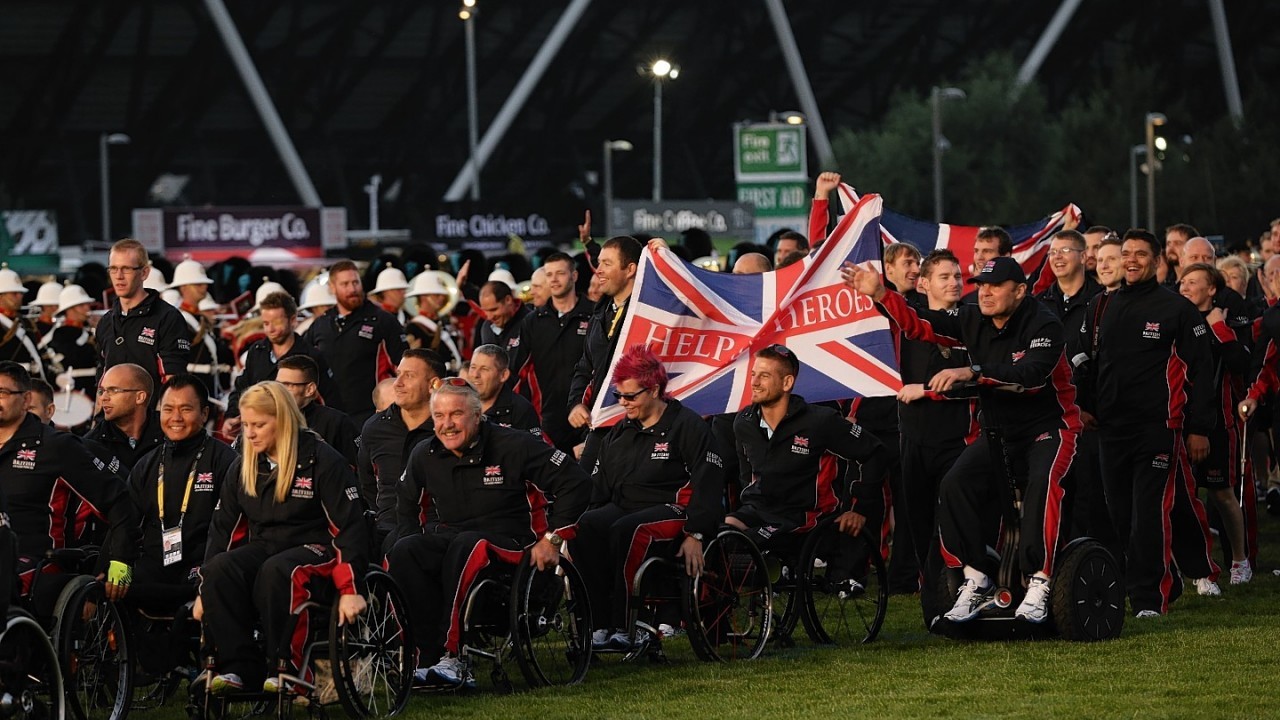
[304,260,406,424]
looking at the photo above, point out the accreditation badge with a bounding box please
[162,526,184,567]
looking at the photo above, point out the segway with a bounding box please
[932,382,1125,642]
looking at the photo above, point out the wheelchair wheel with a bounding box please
[1051,540,1125,642]
[0,608,66,719]
[800,527,888,645]
[763,542,803,647]
[52,577,133,720]
[686,530,772,662]
[511,557,591,687]
[331,570,412,718]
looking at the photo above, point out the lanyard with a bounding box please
[157,438,207,530]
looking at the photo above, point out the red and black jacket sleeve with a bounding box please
[315,442,370,596]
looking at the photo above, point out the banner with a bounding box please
[429,202,564,255]
[735,122,809,243]
[606,200,756,240]
[591,194,900,427]
[134,206,344,261]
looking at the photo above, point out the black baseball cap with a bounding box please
[968,256,1027,285]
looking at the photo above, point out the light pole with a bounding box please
[99,132,131,243]
[1145,112,1167,230]
[648,59,678,202]
[602,139,633,237]
[460,0,480,200]
[365,174,382,232]
[1129,144,1145,230]
[931,86,966,223]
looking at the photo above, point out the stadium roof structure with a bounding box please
[2,0,1277,245]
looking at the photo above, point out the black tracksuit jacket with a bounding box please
[734,394,889,519]
[127,431,239,579]
[1,412,140,562]
[878,290,1082,441]
[227,333,337,418]
[568,296,630,411]
[1077,278,1215,434]
[95,289,192,392]
[395,422,590,544]
[303,300,406,417]
[204,431,369,596]
[592,399,724,538]
[83,412,166,475]
[302,401,360,468]
[484,385,543,438]
[357,404,435,534]
[515,296,595,447]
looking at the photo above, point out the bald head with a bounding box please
[1181,237,1216,268]
[733,253,772,274]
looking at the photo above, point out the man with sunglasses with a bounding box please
[729,345,891,554]
[276,355,360,467]
[94,238,192,395]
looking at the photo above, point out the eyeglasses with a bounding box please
[97,387,143,397]
[764,344,791,356]
[612,387,651,402]
[0,388,27,399]
[106,265,145,276]
[1047,248,1082,257]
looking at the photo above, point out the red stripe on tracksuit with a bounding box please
[288,558,340,682]
[938,535,963,570]
[445,541,524,654]
[804,454,839,533]
[623,518,686,598]
[1037,430,1077,576]
[1157,438,1179,613]
[1173,436,1221,583]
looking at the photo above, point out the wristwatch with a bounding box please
[687,532,705,542]
[543,532,564,548]
[969,364,982,377]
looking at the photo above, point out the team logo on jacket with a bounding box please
[138,326,156,346]
[13,449,36,470]
[1011,350,1026,363]
[507,336,521,349]
[292,475,315,499]
[194,472,215,492]
[1152,453,1170,470]
[651,442,670,461]
[791,436,810,455]
[577,320,590,336]
[484,465,504,485]
[1143,322,1161,340]
[358,324,375,339]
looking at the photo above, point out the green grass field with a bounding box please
[393,513,1280,720]
[161,514,1280,720]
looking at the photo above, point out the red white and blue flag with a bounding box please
[833,184,1082,295]
[591,194,901,427]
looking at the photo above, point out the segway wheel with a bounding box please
[1050,540,1125,642]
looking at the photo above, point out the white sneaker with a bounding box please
[1194,577,1222,596]
[591,629,612,649]
[1134,609,1162,619]
[425,655,474,688]
[1014,576,1052,623]
[1229,561,1253,585]
[943,578,995,622]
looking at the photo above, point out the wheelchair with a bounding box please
[765,517,889,647]
[602,527,773,663]
[22,547,134,720]
[188,565,412,720]
[933,382,1125,642]
[0,527,66,720]
[457,553,592,692]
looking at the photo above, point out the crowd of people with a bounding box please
[1,173,1279,696]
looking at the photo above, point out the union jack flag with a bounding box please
[485,465,502,476]
[1146,322,1160,332]
[16,449,36,461]
[833,184,1082,295]
[591,194,900,427]
[294,476,312,490]
[792,436,809,448]
[141,327,156,338]
[653,442,669,452]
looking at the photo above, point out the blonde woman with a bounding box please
[193,381,369,694]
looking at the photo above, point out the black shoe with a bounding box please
[1266,487,1280,516]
